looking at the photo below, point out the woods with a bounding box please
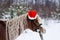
[0,0,60,19]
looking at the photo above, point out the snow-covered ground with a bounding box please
[42,19,60,40]
[15,19,60,40]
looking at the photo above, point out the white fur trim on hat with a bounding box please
[28,14,38,20]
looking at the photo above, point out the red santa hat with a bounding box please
[28,10,37,20]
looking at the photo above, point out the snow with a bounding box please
[15,19,60,40]
[15,29,41,40]
[42,19,60,40]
